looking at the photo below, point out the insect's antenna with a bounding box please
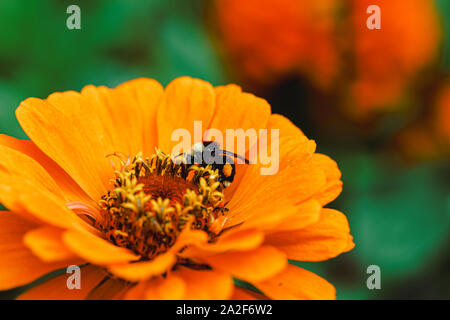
[221,150,250,164]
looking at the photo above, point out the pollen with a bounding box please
[222,164,233,177]
[95,150,227,259]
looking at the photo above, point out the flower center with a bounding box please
[95,151,227,259]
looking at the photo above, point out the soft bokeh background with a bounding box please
[0,0,449,299]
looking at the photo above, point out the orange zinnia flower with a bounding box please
[351,0,441,115]
[217,0,440,118]
[0,77,353,299]
[216,0,339,87]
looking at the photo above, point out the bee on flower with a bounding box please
[0,77,353,299]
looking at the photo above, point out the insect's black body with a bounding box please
[180,141,249,188]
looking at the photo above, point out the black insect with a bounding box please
[178,141,249,188]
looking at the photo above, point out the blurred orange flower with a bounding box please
[216,0,339,87]
[395,83,450,161]
[435,84,450,143]
[351,0,441,115]
[0,77,353,299]
[217,0,441,118]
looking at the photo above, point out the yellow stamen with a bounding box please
[96,150,228,259]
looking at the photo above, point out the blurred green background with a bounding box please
[0,0,449,299]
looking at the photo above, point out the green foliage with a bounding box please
[436,0,450,70]
[340,153,449,279]
[149,15,226,86]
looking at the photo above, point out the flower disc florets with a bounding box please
[96,150,226,259]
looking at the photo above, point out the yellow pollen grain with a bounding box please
[223,164,233,177]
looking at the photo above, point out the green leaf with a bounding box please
[436,0,450,71]
[150,15,226,86]
[341,154,450,280]
[0,82,27,139]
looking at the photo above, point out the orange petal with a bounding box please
[209,85,271,199]
[0,211,81,290]
[227,114,314,205]
[172,267,233,300]
[17,78,163,201]
[231,287,268,300]
[157,77,216,153]
[125,274,186,300]
[109,78,164,156]
[0,145,63,198]
[278,137,317,169]
[231,286,269,300]
[208,84,271,154]
[63,229,139,265]
[0,134,91,204]
[108,251,176,282]
[16,96,112,200]
[145,275,186,300]
[18,265,107,300]
[202,246,287,283]
[255,264,336,300]
[310,154,343,205]
[171,227,209,252]
[23,227,78,262]
[225,128,320,228]
[211,85,271,135]
[183,229,264,257]
[86,278,131,300]
[266,114,307,139]
[237,200,299,231]
[265,209,355,261]
[0,168,92,230]
[226,161,326,229]
[223,162,250,202]
[311,154,341,181]
[201,229,264,252]
[0,145,83,228]
[266,114,316,170]
[169,227,210,260]
[314,180,343,207]
[271,199,322,232]
[123,282,147,300]
[81,79,163,158]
